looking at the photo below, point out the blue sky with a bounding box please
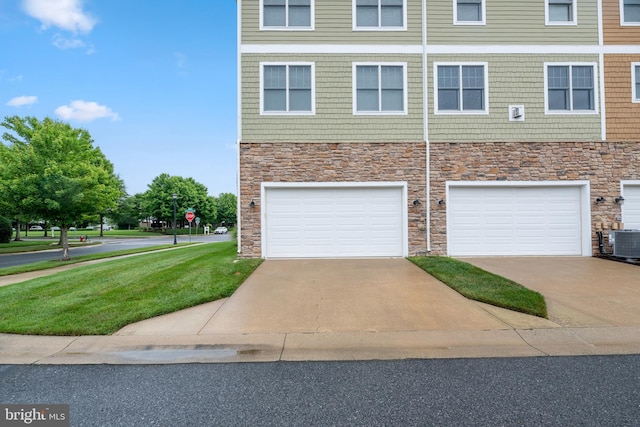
[0,0,237,197]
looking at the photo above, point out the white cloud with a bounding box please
[55,100,120,122]
[23,0,96,34]
[52,34,85,49]
[6,95,38,107]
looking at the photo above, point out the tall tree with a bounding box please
[110,193,145,230]
[143,174,211,229]
[0,116,124,260]
[216,192,237,226]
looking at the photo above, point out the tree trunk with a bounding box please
[61,227,70,261]
[13,219,21,241]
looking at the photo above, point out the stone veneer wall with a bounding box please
[429,141,640,255]
[239,142,427,257]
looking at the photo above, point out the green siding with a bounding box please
[427,0,599,44]
[428,54,602,142]
[242,0,422,45]
[242,54,424,142]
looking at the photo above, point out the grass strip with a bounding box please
[0,244,190,277]
[0,241,262,335]
[408,256,547,318]
[0,241,75,254]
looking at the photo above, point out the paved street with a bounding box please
[1,356,639,426]
[0,234,232,268]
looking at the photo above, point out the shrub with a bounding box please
[0,216,13,243]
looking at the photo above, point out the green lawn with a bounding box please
[409,256,547,318]
[0,241,262,336]
[0,244,190,277]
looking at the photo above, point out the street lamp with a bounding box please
[172,193,177,245]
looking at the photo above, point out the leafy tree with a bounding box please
[0,116,124,260]
[110,193,145,230]
[216,192,237,226]
[143,174,213,230]
[0,216,12,243]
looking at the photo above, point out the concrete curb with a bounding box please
[1,326,639,364]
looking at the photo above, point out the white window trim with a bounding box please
[633,63,640,103]
[620,0,640,26]
[545,0,578,26]
[352,0,408,31]
[544,62,599,115]
[352,62,408,115]
[260,62,316,115]
[433,62,489,115]
[259,0,315,31]
[453,0,486,26]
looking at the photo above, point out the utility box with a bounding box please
[610,230,640,258]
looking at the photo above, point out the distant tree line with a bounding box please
[111,174,236,231]
[0,116,237,258]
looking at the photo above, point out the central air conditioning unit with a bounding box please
[610,230,640,258]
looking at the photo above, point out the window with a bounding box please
[353,64,407,114]
[262,0,313,29]
[545,64,597,113]
[546,0,576,25]
[261,63,314,114]
[622,0,640,24]
[454,0,485,25]
[435,63,488,114]
[354,0,406,29]
[633,63,640,102]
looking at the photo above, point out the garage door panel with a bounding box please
[623,186,640,230]
[449,186,583,256]
[265,186,404,258]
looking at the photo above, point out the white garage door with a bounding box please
[448,186,583,256]
[264,186,405,258]
[623,185,640,229]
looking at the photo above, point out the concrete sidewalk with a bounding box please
[1,258,639,364]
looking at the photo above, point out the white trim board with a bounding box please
[242,44,640,55]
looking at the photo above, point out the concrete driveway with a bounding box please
[197,258,510,334]
[463,257,640,327]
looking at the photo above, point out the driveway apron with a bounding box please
[463,257,640,327]
[199,259,508,334]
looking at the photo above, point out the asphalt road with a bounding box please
[0,234,233,268]
[1,356,639,426]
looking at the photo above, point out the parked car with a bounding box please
[214,227,228,234]
[69,227,77,231]
[85,226,94,230]
[51,226,60,231]
[29,225,43,231]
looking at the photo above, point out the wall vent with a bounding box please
[509,105,525,122]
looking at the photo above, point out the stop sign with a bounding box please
[185,211,195,222]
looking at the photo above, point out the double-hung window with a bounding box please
[435,63,488,114]
[633,63,640,103]
[546,64,597,113]
[262,0,313,29]
[546,0,576,25]
[261,63,315,114]
[454,0,485,25]
[622,0,640,25]
[354,63,407,114]
[354,0,406,30]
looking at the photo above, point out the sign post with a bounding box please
[195,217,200,239]
[185,208,195,243]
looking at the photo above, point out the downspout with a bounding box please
[236,0,243,254]
[597,0,606,141]
[423,0,431,253]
